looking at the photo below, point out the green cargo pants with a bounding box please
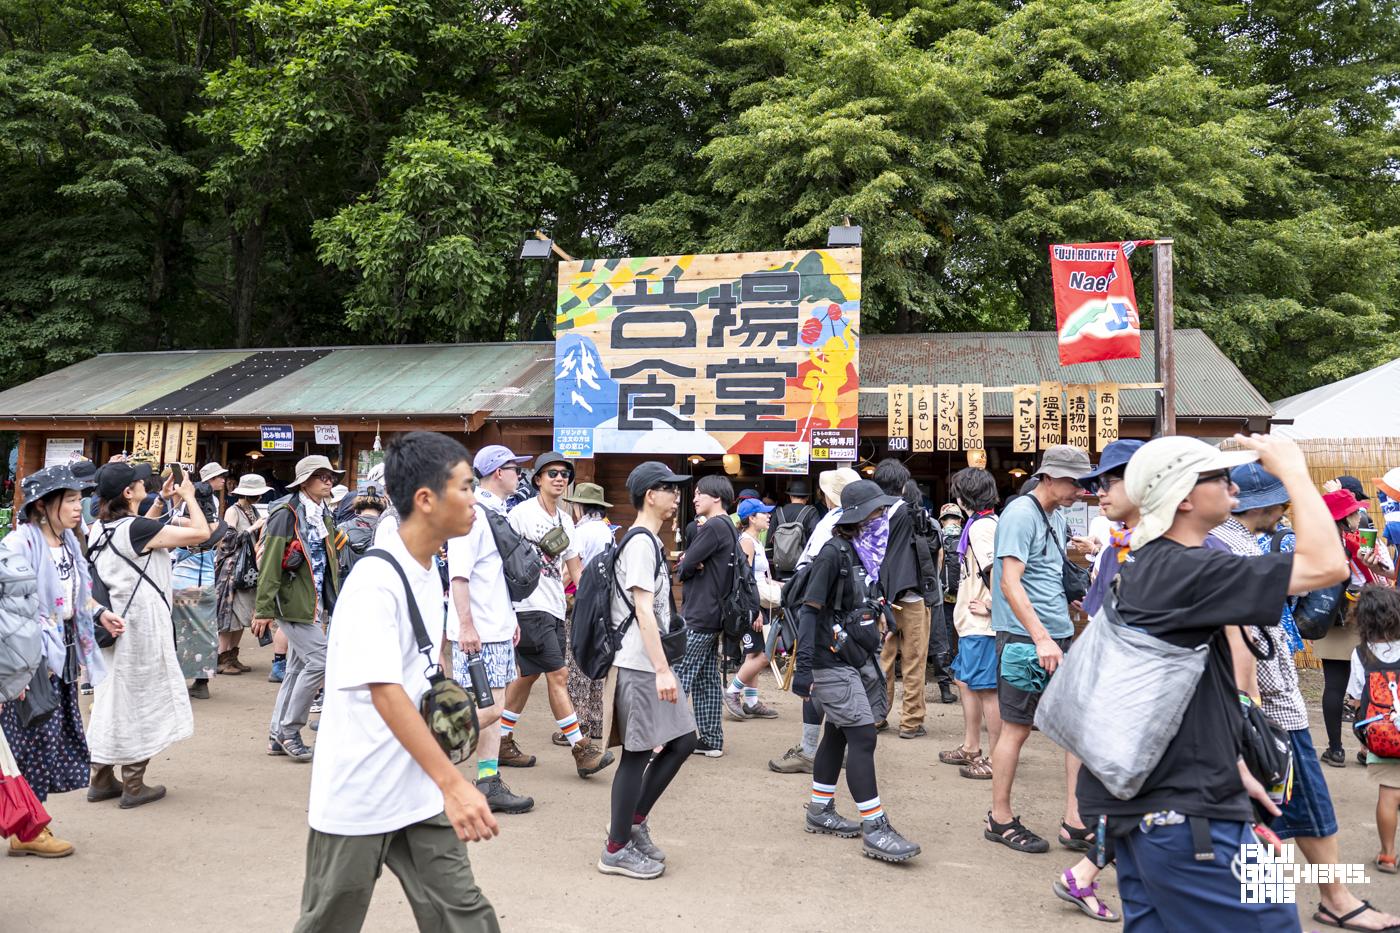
[292,812,500,933]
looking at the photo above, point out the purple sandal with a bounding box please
[1053,869,1121,923]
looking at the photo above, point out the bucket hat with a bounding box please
[330,484,350,506]
[1324,489,1363,522]
[289,454,343,488]
[1036,445,1093,481]
[1125,436,1258,549]
[1078,439,1145,490]
[231,474,271,498]
[531,450,572,485]
[564,482,612,509]
[20,464,92,513]
[199,462,229,483]
[818,468,860,506]
[474,445,530,478]
[1230,463,1290,514]
[833,480,897,526]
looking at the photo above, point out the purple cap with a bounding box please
[473,445,530,478]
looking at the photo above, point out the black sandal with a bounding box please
[984,811,1049,853]
[1059,821,1095,852]
[1315,899,1400,931]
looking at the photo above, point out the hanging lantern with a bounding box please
[722,453,741,476]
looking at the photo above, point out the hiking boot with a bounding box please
[8,826,74,858]
[862,815,921,862]
[939,683,958,704]
[768,745,815,774]
[267,658,286,683]
[745,699,779,719]
[1321,747,1347,769]
[499,735,536,768]
[279,734,314,763]
[572,740,615,778]
[805,801,860,838]
[87,764,122,802]
[874,719,889,733]
[692,740,723,758]
[230,647,252,672]
[723,691,751,721]
[216,650,242,676]
[476,775,534,814]
[597,841,665,880]
[631,821,666,862]
[188,679,209,700]
[119,760,167,809]
[898,724,928,740]
[552,731,570,747]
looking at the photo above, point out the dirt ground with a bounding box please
[5,654,1386,932]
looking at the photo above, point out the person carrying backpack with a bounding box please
[769,479,820,581]
[1348,586,1400,878]
[598,462,697,880]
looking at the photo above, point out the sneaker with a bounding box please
[1360,749,1371,767]
[862,815,921,862]
[722,690,751,721]
[499,734,536,768]
[572,740,616,778]
[1321,747,1347,769]
[597,841,665,880]
[279,733,314,762]
[898,724,928,740]
[768,744,815,774]
[745,699,779,719]
[80,682,93,696]
[692,740,723,758]
[1343,706,1356,723]
[631,820,666,862]
[267,658,286,683]
[267,735,288,757]
[310,690,323,714]
[476,775,534,814]
[805,801,860,838]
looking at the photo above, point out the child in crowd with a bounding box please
[1348,584,1400,875]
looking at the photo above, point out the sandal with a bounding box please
[959,756,993,780]
[939,745,980,766]
[1377,854,1399,875]
[984,811,1049,853]
[1315,900,1400,931]
[1053,869,1121,923]
[1059,821,1095,852]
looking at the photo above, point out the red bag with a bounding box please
[0,772,51,842]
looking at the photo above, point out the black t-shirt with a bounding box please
[796,537,866,674]
[1075,537,1293,822]
[676,516,736,632]
[127,516,164,554]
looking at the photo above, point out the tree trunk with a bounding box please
[228,200,269,347]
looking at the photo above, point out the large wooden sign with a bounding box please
[1066,385,1092,450]
[1096,383,1120,451]
[552,248,861,457]
[1038,382,1062,448]
[911,385,934,453]
[1013,385,1038,453]
[962,384,984,450]
[936,384,960,451]
[887,383,910,452]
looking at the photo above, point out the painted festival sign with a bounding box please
[553,249,861,456]
[1049,240,1151,366]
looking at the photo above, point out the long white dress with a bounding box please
[86,518,193,765]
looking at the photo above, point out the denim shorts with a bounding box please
[1272,727,1338,840]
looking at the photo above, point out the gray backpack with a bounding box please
[0,545,44,702]
[771,505,817,575]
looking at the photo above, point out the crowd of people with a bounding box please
[5,432,1400,932]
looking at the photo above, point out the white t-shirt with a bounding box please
[1348,640,1400,700]
[445,503,516,644]
[574,518,615,567]
[308,528,446,836]
[508,496,578,619]
[611,529,673,673]
[372,507,400,548]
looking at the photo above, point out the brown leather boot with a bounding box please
[231,647,252,673]
[87,764,121,802]
[119,760,166,809]
[216,650,243,675]
[498,734,536,768]
[571,739,616,778]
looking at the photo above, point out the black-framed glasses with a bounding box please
[499,464,521,475]
[541,468,572,480]
[651,483,680,496]
[1195,469,1231,486]
[310,471,336,483]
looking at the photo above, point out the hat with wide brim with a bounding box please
[1036,444,1094,480]
[833,479,898,526]
[199,462,229,483]
[818,467,860,505]
[289,454,344,488]
[20,464,92,513]
[330,484,350,505]
[565,482,612,509]
[1375,468,1400,502]
[1125,436,1259,549]
[1324,489,1363,522]
[231,474,271,498]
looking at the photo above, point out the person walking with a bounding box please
[723,497,780,722]
[560,482,614,743]
[498,450,612,778]
[252,455,345,764]
[767,478,820,580]
[1,465,123,857]
[85,460,207,808]
[293,431,499,933]
[445,445,534,815]
[676,474,739,757]
[598,462,698,880]
[793,479,920,863]
[931,502,965,705]
[215,473,268,675]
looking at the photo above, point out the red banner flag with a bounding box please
[1049,240,1153,365]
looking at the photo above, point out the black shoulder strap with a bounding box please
[1028,495,1064,554]
[364,548,436,669]
[611,527,665,640]
[90,518,169,613]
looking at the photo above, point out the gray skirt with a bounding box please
[604,667,698,752]
[809,660,888,728]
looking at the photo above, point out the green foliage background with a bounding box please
[0,0,1396,400]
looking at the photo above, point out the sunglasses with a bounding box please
[1195,469,1232,486]
[499,464,521,475]
[541,468,572,480]
[651,483,680,495]
[310,471,336,483]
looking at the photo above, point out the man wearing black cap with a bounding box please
[768,479,821,581]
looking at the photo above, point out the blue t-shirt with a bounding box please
[991,495,1074,639]
[1385,522,1400,554]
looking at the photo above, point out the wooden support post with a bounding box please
[1153,238,1176,437]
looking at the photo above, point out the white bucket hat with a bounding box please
[1124,436,1258,549]
[199,462,229,482]
[818,467,860,507]
[231,474,271,498]
[290,454,344,488]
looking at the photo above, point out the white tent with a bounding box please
[1270,357,1400,440]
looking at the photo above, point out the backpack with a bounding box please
[720,523,762,639]
[1354,644,1400,758]
[771,505,817,575]
[572,528,662,680]
[0,546,43,702]
[479,504,542,603]
[940,524,963,595]
[1260,526,1346,640]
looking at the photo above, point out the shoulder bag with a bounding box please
[1031,499,1090,605]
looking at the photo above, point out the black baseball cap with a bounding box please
[1339,475,1369,502]
[626,462,690,499]
[95,461,154,502]
[833,479,897,526]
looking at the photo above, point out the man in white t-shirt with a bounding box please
[498,450,614,778]
[295,431,499,933]
[445,445,534,815]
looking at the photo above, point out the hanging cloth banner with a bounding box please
[887,384,909,452]
[1050,240,1153,365]
[1038,382,1063,448]
[1066,385,1092,450]
[962,384,984,450]
[937,384,960,451]
[1013,385,1037,453]
[1095,383,1120,451]
[912,385,934,453]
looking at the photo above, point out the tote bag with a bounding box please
[0,731,50,842]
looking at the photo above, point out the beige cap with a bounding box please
[1125,436,1258,549]
[818,467,861,507]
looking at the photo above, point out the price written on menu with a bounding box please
[936,383,960,451]
[1066,385,1092,450]
[912,385,934,453]
[887,383,910,452]
[1039,382,1063,448]
[1013,385,1037,453]
[1096,383,1120,451]
[962,384,984,450]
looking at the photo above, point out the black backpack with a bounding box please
[572,528,662,680]
[1261,527,1346,640]
[720,523,762,638]
[479,505,542,603]
[939,524,963,594]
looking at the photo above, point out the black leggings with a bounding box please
[1322,658,1350,753]
[812,722,878,805]
[607,731,698,846]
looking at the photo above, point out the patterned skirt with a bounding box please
[0,675,90,802]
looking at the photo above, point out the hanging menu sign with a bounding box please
[147,421,165,464]
[132,422,150,456]
[162,421,182,467]
[912,385,934,453]
[887,383,909,452]
[178,422,199,465]
[962,384,984,450]
[936,383,960,451]
[1096,383,1120,451]
[1066,385,1092,450]
[1013,385,1037,453]
[1039,382,1063,448]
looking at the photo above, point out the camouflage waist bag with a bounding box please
[364,549,479,762]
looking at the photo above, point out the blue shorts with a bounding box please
[453,640,517,691]
[951,634,997,691]
[1273,727,1338,839]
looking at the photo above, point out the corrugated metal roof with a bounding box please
[0,329,1269,421]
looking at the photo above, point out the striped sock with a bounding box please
[477,758,498,780]
[856,796,884,823]
[810,781,836,808]
[500,709,520,738]
[743,686,759,709]
[557,714,583,746]
[727,676,744,694]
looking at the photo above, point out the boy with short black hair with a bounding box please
[676,473,739,756]
[293,431,500,933]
